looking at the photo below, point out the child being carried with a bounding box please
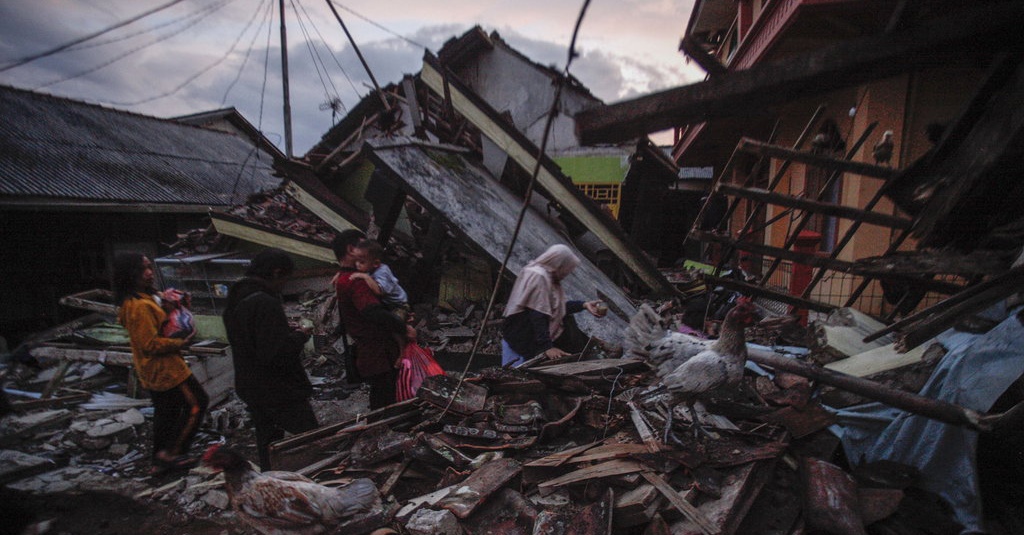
[352,238,410,321]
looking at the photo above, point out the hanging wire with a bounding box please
[289,0,342,109]
[291,0,357,105]
[34,0,241,90]
[104,1,270,107]
[64,0,234,52]
[329,0,428,51]
[221,0,276,105]
[435,0,593,421]
[323,0,390,111]
[0,0,188,73]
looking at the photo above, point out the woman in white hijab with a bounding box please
[501,244,605,367]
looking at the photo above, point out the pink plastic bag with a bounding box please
[395,342,445,402]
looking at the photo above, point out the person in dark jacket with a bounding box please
[222,248,315,470]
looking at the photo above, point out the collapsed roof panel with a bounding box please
[0,85,280,209]
[364,137,635,346]
[420,54,675,296]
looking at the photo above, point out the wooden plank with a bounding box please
[420,55,674,295]
[30,345,134,366]
[825,343,928,377]
[58,289,117,315]
[575,3,1024,143]
[705,276,835,313]
[690,230,855,272]
[537,459,644,495]
[667,462,772,535]
[524,440,602,468]
[913,53,1024,242]
[209,212,336,263]
[530,358,648,377]
[436,458,521,518]
[716,184,913,230]
[737,138,897,180]
[628,402,663,454]
[364,139,634,344]
[567,444,652,464]
[679,35,727,76]
[641,471,717,535]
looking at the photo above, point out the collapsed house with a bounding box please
[4,5,1024,534]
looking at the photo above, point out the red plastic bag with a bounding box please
[395,342,444,402]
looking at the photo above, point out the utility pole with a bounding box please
[279,0,293,158]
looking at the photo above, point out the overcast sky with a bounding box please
[0,0,703,154]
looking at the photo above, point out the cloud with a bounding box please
[0,2,700,154]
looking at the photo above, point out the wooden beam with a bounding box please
[420,54,675,295]
[59,289,117,315]
[30,345,134,366]
[746,349,994,432]
[679,36,727,76]
[716,184,913,230]
[278,160,369,232]
[706,275,835,313]
[209,212,335,263]
[576,3,1024,144]
[690,230,854,272]
[737,138,898,180]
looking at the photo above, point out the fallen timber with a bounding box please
[746,347,1022,432]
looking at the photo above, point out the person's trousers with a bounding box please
[247,399,318,470]
[366,369,397,411]
[150,374,209,459]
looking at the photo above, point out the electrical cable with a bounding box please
[295,1,359,101]
[0,0,187,74]
[221,0,275,105]
[65,0,233,52]
[104,0,268,107]
[329,0,428,51]
[437,0,593,421]
[291,0,352,107]
[289,0,340,109]
[33,0,239,91]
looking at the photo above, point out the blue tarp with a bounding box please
[832,302,1024,534]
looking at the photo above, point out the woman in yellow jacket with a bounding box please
[113,252,208,475]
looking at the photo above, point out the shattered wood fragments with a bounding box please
[253,351,911,535]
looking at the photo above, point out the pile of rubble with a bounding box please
[7,294,1021,535]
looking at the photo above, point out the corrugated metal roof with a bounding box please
[0,85,281,207]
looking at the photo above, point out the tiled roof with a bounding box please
[0,85,281,207]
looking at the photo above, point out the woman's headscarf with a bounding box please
[503,244,581,340]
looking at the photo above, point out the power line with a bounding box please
[34,0,239,91]
[221,0,275,105]
[292,0,358,105]
[105,0,269,107]
[0,0,188,74]
[290,0,340,106]
[66,0,233,52]
[329,0,428,51]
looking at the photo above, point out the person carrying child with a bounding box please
[351,239,410,322]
